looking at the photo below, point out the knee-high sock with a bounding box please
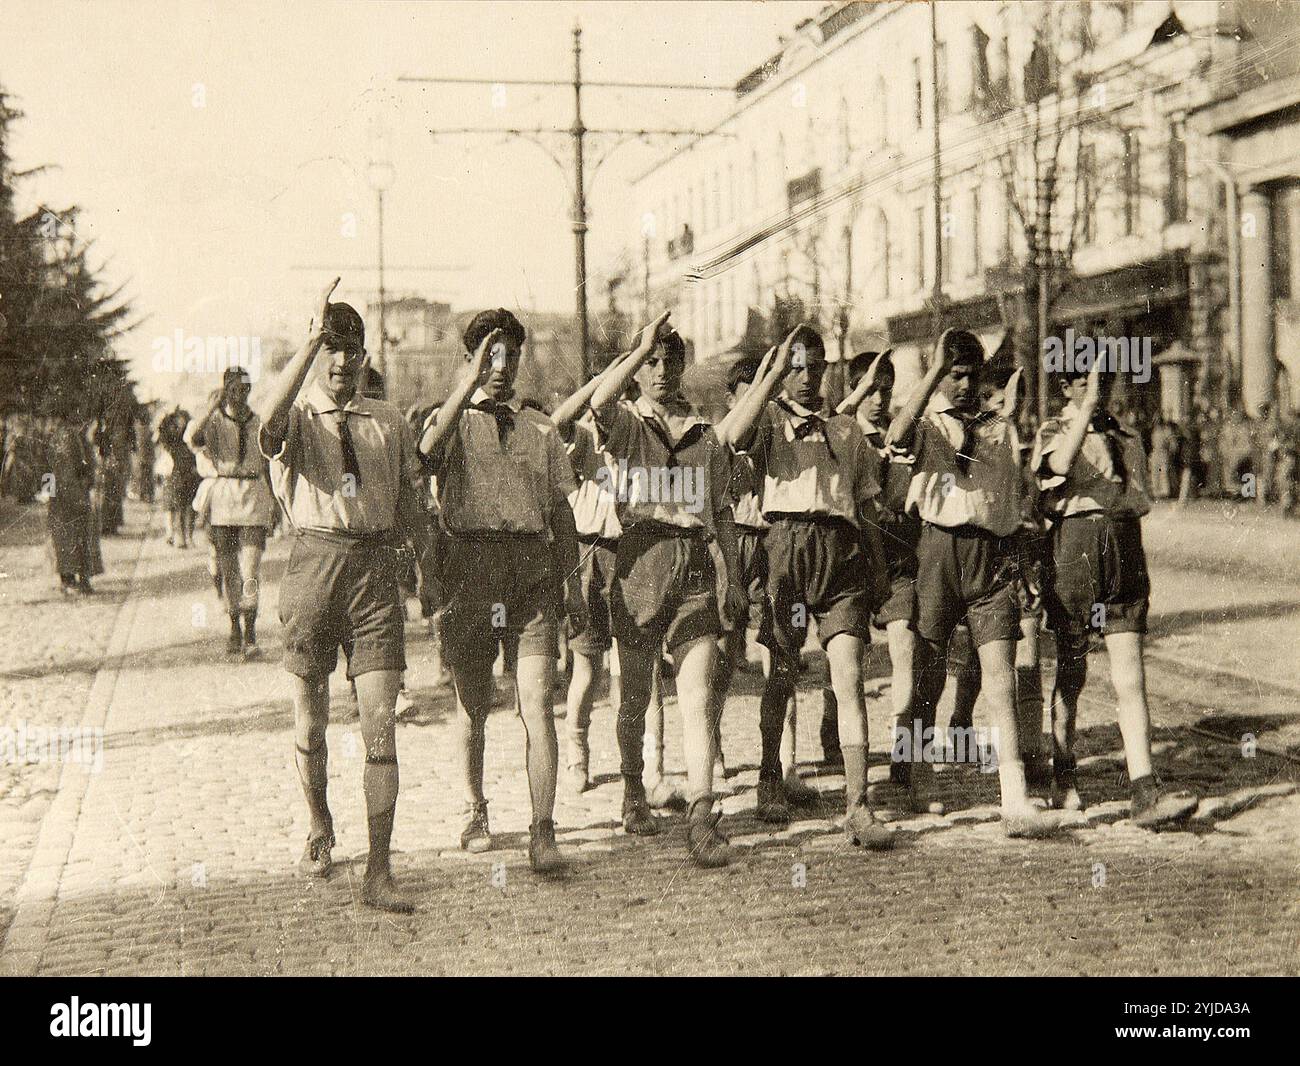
[364,756,399,873]
[295,741,332,841]
[843,743,868,810]
[520,709,558,823]
[757,679,790,782]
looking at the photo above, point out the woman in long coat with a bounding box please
[44,415,104,594]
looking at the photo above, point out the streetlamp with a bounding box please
[367,159,397,391]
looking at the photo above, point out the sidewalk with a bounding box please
[0,500,1296,975]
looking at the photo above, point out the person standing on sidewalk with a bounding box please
[255,278,430,913]
[589,310,746,868]
[43,399,104,595]
[886,329,1061,837]
[189,367,276,659]
[1033,356,1199,829]
[418,308,585,875]
[716,326,894,849]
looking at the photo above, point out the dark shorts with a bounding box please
[913,523,1020,649]
[278,531,407,681]
[722,526,770,633]
[612,526,720,654]
[439,534,559,668]
[570,535,617,656]
[759,515,873,668]
[209,525,268,552]
[873,510,920,628]
[1045,513,1150,642]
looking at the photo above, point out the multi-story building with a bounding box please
[632,0,1288,423]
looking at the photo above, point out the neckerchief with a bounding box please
[775,396,837,463]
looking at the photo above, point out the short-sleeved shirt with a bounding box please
[905,394,1022,537]
[260,382,426,536]
[566,415,622,540]
[592,395,730,533]
[193,406,275,527]
[1032,401,1152,519]
[745,397,879,527]
[433,388,576,535]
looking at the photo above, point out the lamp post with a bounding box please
[367,159,397,392]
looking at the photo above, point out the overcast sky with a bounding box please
[1,0,825,402]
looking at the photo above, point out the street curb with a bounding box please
[0,512,154,976]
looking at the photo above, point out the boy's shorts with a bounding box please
[210,524,269,552]
[612,526,720,654]
[279,530,407,681]
[1045,513,1149,641]
[759,515,872,668]
[913,523,1020,649]
[721,526,770,634]
[873,510,920,629]
[569,535,617,656]
[439,533,559,667]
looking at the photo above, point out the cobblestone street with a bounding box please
[1,499,1297,976]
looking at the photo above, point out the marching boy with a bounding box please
[886,329,1061,837]
[717,326,894,848]
[589,311,746,868]
[419,308,586,873]
[256,279,430,912]
[1033,356,1199,828]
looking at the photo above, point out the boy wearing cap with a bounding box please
[886,329,1061,837]
[589,311,746,868]
[711,354,819,806]
[190,367,276,659]
[419,308,585,874]
[1033,357,1198,828]
[717,326,893,848]
[256,279,431,913]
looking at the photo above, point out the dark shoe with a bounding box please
[298,834,334,878]
[888,757,911,787]
[361,870,414,913]
[622,781,661,836]
[782,769,819,807]
[1131,778,1198,830]
[755,779,790,824]
[687,796,731,868]
[226,617,242,657]
[460,803,491,853]
[241,613,260,659]
[1023,752,1054,790]
[1051,755,1084,812]
[75,578,94,596]
[1001,803,1065,839]
[844,803,896,851]
[528,819,567,874]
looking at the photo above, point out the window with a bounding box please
[970,187,983,275]
[915,204,927,291]
[878,208,892,298]
[1123,129,1140,235]
[936,42,949,117]
[1079,142,1097,243]
[912,57,924,128]
[1166,121,1188,225]
[941,197,953,285]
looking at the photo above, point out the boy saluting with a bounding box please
[419,309,585,874]
[1033,356,1198,828]
[717,326,894,848]
[590,311,746,868]
[887,329,1061,837]
[255,279,431,913]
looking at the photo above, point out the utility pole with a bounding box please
[930,0,945,342]
[400,21,730,380]
[571,25,590,377]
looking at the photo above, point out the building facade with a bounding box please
[631,0,1291,423]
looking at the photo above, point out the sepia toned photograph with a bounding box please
[0,0,1297,1015]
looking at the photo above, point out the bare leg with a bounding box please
[291,674,332,846]
[451,658,494,807]
[354,668,411,910]
[1104,631,1153,781]
[670,635,717,803]
[516,652,559,822]
[564,649,600,788]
